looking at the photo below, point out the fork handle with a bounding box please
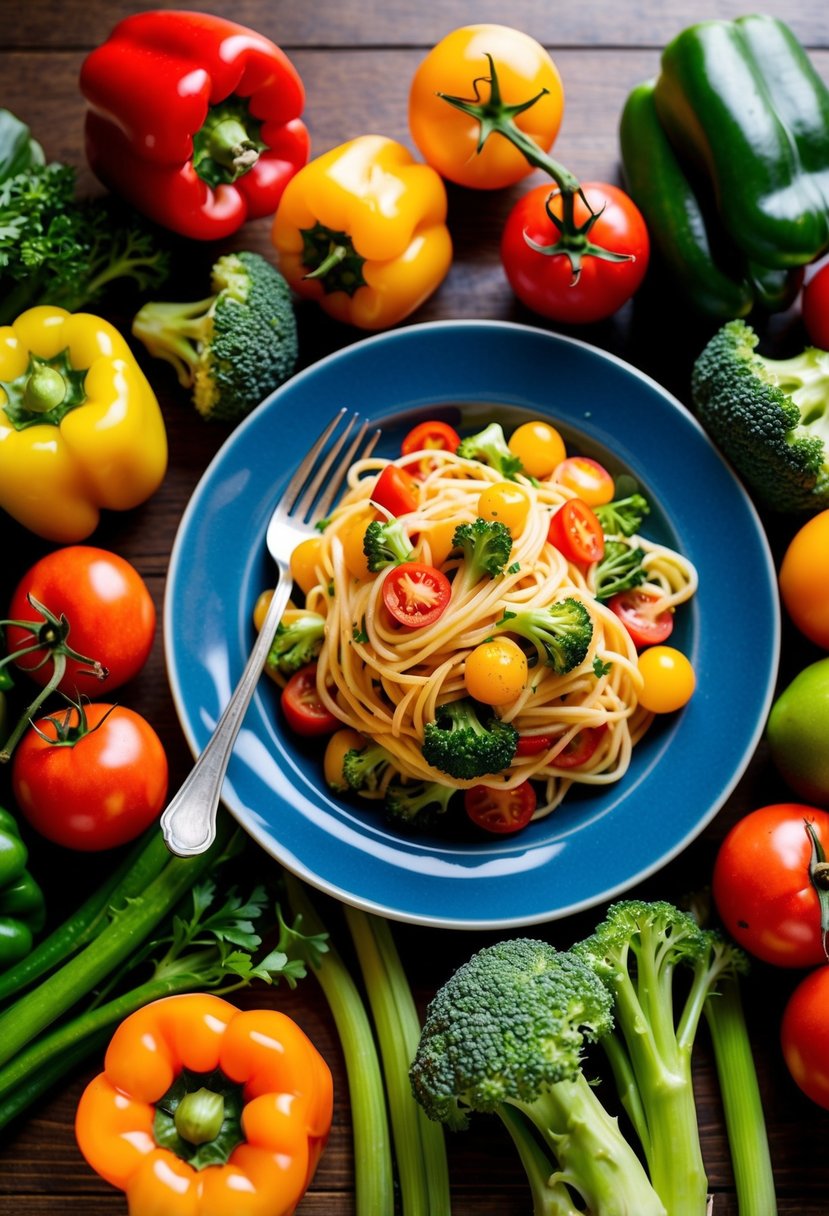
[160,576,292,857]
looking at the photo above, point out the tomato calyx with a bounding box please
[525,190,636,283]
[29,695,114,749]
[805,820,829,961]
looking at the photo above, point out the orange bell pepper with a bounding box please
[75,993,333,1216]
[271,134,452,329]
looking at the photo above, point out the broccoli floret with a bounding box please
[692,319,829,512]
[132,250,297,422]
[410,938,666,1216]
[384,780,455,830]
[363,518,414,572]
[498,597,593,674]
[451,518,513,584]
[422,698,518,780]
[343,741,396,793]
[593,540,646,601]
[266,611,325,676]
[594,493,650,538]
[572,900,747,1216]
[456,422,524,480]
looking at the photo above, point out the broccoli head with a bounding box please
[456,422,524,480]
[384,779,455,830]
[451,517,513,584]
[498,597,593,674]
[266,611,325,676]
[132,250,297,423]
[422,698,518,780]
[342,740,396,793]
[692,319,829,512]
[593,540,646,602]
[363,518,414,572]
[595,493,650,538]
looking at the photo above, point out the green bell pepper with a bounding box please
[0,807,46,969]
[652,14,829,270]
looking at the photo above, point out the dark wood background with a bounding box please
[2,1,829,1211]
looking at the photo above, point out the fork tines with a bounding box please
[286,409,381,524]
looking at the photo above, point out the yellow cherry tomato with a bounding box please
[290,535,324,596]
[555,456,615,506]
[464,638,528,705]
[253,589,273,634]
[409,25,564,190]
[778,509,829,650]
[637,646,696,714]
[341,512,375,580]
[324,729,367,791]
[508,421,567,479]
[478,482,531,534]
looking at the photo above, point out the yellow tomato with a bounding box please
[508,421,566,478]
[409,25,564,190]
[252,589,273,634]
[324,729,366,791]
[779,510,829,649]
[341,512,375,580]
[290,535,324,596]
[464,638,528,705]
[555,456,615,506]
[419,518,457,568]
[478,482,531,534]
[637,646,696,714]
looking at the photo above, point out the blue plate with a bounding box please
[164,320,779,929]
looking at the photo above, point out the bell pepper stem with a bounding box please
[304,243,348,281]
[23,364,67,413]
[207,118,260,174]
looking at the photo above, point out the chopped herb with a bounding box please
[496,610,517,625]
[507,562,521,574]
[593,657,613,678]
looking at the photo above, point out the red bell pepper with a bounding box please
[80,10,310,241]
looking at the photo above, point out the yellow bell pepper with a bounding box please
[0,306,167,542]
[272,134,452,329]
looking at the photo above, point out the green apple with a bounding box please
[767,657,829,806]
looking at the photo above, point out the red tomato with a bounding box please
[609,589,674,648]
[464,782,537,834]
[382,563,451,628]
[501,182,650,324]
[6,547,155,694]
[547,500,605,564]
[371,464,419,516]
[281,666,340,737]
[12,702,168,851]
[712,803,829,968]
[802,262,829,350]
[554,457,615,506]
[516,734,552,756]
[781,967,829,1109]
[551,725,608,769]
[401,420,462,458]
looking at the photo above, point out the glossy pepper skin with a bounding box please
[0,306,167,542]
[0,806,46,969]
[653,15,829,270]
[272,135,452,329]
[80,10,310,241]
[76,993,333,1216]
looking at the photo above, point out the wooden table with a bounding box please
[2,1,829,1211]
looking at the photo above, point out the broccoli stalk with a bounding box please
[595,494,650,538]
[343,741,397,792]
[410,938,666,1216]
[422,698,518,780]
[456,422,525,480]
[266,611,325,676]
[384,780,455,830]
[451,517,513,588]
[692,319,829,512]
[497,597,593,674]
[363,519,414,572]
[132,250,297,422]
[593,540,646,601]
[572,900,747,1216]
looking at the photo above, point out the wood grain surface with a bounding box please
[1,1,828,1212]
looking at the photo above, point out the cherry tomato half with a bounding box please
[6,546,156,694]
[609,589,674,649]
[782,967,829,1109]
[501,182,650,324]
[12,702,168,851]
[548,500,605,564]
[401,420,462,460]
[802,262,829,351]
[550,724,608,769]
[281,665,340,736]
[712,803,829,968]
[554,457,615,506]
[516,734,552,757]
[636,646,695,714]
[464,781,537,834]
[382,563,451,628]
[371,464,420,516]
[409,25,564,190]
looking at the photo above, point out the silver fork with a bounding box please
[161,408,381,857]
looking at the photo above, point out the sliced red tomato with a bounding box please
[548,499,605,564]
[550,725,607,769]
[516,734,553,757]
[555,456,615,506]
[608,588,674,648]
[371,464,419,515]
[281,665,340,736]
[401,420,462,458]
[464,782,537,834]
[382,563,451,628]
